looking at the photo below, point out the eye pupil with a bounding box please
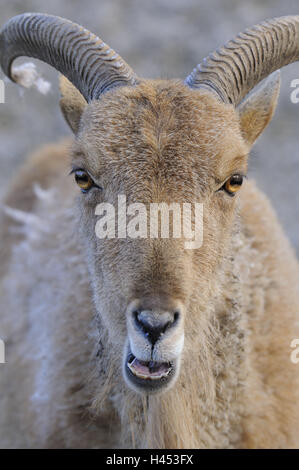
[230,175,242,185]
[224,174,243,195]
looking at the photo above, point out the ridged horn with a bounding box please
[0,13,138,102]
[185,16,299,106]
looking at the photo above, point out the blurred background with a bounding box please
[0,0,298,253]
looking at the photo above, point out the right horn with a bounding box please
[0,13,138,102]
[185,16,299,106]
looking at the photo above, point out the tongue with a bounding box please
[130,358,170,378]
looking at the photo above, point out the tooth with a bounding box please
[127,359,172,380]
[136,373,149,379]
[127,361,148,379]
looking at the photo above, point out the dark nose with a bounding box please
[134,308,180,345]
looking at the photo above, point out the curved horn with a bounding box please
[0,13,138,102]
[185,16,299,106]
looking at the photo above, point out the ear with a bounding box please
[237,71,281,147]
[59,75,87,134]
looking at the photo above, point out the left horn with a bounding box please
[0,13,138,102]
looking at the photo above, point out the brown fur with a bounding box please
[0,77,298,448]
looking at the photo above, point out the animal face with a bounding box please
[0,12,284,396]
[72,80,248,394]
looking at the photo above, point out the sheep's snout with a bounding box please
[123,297,184,394]
[133,308,180,346]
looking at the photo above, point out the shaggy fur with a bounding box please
[0,78,298,449]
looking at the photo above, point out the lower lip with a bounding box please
[124,350,176,393]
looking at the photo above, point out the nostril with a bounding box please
[133,310,146,332]
[173,311,180,324]
[133,310,140,321]
[133,310,149,332]
[133,311,148,334]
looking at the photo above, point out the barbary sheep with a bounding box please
[0,13,299,449]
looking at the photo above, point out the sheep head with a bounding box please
[0,13,297,395]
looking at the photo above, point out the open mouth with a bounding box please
[125,349,176,393]
[127,353,172,380]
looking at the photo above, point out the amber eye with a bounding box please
[74,170,94,192]
[223,174,244,196]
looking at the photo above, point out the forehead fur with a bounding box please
[74,80,248,200]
